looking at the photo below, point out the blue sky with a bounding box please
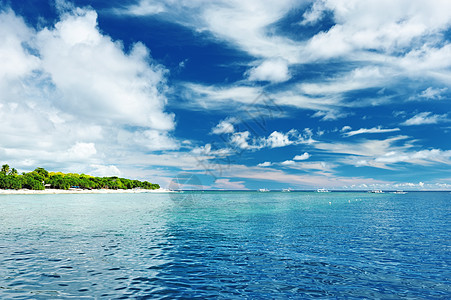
[1,0,450,190]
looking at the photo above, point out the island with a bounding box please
[0,164,160,193]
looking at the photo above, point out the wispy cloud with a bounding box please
[344,126,400,137]
[218,164,388,188]
[345,149,451,169]
[213,178,247,190]
[401,112,448,126]
[418,87,448,100]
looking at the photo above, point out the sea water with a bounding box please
[0,191,449,299]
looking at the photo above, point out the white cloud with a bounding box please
[114,0,166,16]
[344,126,400,137]
[311,110,350,121]
[418,87,448,100]
[314,136,412,157]
[401,112,448,126]
[119,0,302,63]
[191,143,232,158]
[37,8,174,130]
[257,161,272,167]
[264,131,294,148]
[89,164,121,177]
[0,5,177,178]
[305,0,451,59]
[130,130,179,151]
[217,164,388,189]
[66,142,97,160]
[0,9,39,81]
[247,58,291,83]
[230,131,251,149]
[294,152,310,160]
[341,126,352,132]
[300,66,385,96]
[117,0,451,114]
[281,160,296,166]
[211,118,236,135]
[375,149,451,165]
[183,83,264,109]
[330,136,451,168]
[301,0,327,25]
[256,129,314,149]
[213,178,247,190]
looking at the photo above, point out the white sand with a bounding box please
[0,188,173,195]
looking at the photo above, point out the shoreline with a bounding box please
[0,188,173,195]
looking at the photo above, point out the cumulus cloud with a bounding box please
[230,131,252,149]
[211,118,236,135]
[257,161,272,167]
[281,160,296,166]
[0,5,176,175]
[264,131,294,148]
[401,112,448,126]
[247,58,291,83]
[37,8,174,130]
[294,152,310,160]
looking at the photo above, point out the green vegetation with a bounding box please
[0,164,159,191]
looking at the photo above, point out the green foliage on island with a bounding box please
[0,164,159,191]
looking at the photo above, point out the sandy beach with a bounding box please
[0,188,173,195]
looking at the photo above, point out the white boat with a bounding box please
[393,190,407,194]
[258,188,269,192]
[282,188,292,192]
[317,188,330,193]
[369,190,384,193]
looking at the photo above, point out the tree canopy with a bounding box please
[0,165,159,191]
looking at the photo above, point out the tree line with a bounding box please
[0,164,160,190]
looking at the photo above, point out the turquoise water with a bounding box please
[0,191,450,299]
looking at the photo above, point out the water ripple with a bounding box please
[0,192,449,298]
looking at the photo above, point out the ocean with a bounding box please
[0,191,449,299]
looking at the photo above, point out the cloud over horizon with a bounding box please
[1,0,450,190]
[0,5,176,176]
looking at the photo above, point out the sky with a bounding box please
[1,0,450,190]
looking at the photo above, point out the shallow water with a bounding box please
[0,191,450,299]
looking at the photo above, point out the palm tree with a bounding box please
[9,168,18,176]
[1,164,10,175]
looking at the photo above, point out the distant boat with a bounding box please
[258,188,270,192]
[282,188,292,192]
[317,188,330,193]
[393,190,407,194]
[369,190,384,193]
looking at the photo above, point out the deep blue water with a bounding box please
[0,191,450,299]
